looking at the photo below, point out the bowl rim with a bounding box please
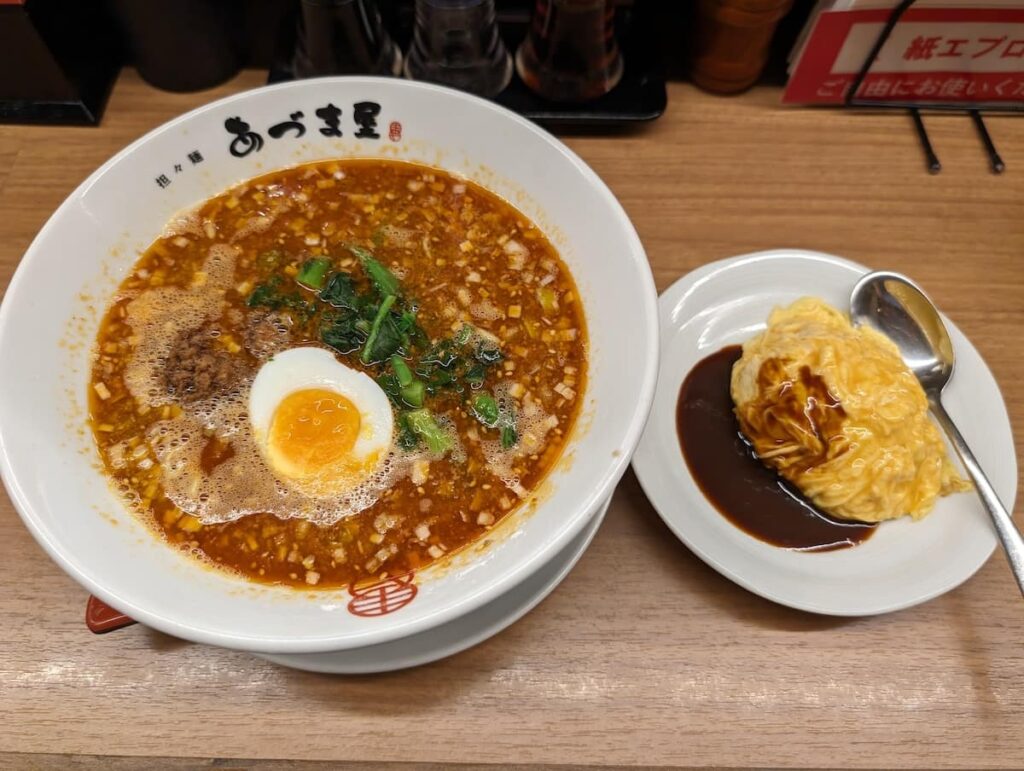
[0,76,660,653]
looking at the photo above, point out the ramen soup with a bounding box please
[89,159,587,588]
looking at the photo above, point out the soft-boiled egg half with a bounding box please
[248,347,394,496]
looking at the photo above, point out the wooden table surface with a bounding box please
[0,70,1022,770]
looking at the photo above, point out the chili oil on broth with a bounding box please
[88,159,587,589]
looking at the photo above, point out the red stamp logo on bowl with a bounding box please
[347,572,417,617]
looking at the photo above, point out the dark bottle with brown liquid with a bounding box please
[515,0,623,103]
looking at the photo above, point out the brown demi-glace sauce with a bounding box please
[676,345,875,551]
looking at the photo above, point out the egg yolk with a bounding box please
[267,388,363,480]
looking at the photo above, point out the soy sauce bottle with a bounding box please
[515,0,623,102]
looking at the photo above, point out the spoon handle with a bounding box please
[930,398,1024,598]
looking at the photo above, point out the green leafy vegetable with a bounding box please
[471,393,499,427]
[499,400,520,448]
[396,413,419,450]
[246,277,286,308]
[400,380,425,408]
[419,338,461,369]
[372,318,408,363]
[361,295,399,364]
[416,342,462,393]
[388,356,425,407]
[501,424,518,450]
[406,409,453,454]
[391,355,414,387]
[474,341,503,365]
[377,371,403,407]
[318,271,361,309]
[296,257,331,290]
[415,328,504,396]
[379,373,424,408]
[396,307,428,349]
[464,362,486,389]
[350,245,400,299]
[320,310,364,354]
[471,389,516,446]
[417,362,460,393]
[247,277,312,316]
[415,325,507,397]
[246,281,281,308]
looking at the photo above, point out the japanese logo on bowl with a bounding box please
[347,573,418,617]
[152,99,404,191]
[785,7,1024,105]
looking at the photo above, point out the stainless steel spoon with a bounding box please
[850,271,1024,597]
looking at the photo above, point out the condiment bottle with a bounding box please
[404,0,512,97]
[515,0,623,103]
[689,0,794,94]
[291,0,402,78]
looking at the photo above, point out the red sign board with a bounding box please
[785,7,1024,105]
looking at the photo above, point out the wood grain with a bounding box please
[1,69,1022,770]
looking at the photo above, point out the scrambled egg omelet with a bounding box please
[731,298,970,523]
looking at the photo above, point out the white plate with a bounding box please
[256,496,610,673]
[632,250,1018,616]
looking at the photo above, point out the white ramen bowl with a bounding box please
[0,78,658,653]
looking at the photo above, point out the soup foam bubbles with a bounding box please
[120,245,429,526]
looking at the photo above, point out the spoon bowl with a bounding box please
[850,271,1024,598]
[850,272,954,391]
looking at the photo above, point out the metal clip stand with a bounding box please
[844,0,1016,174]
